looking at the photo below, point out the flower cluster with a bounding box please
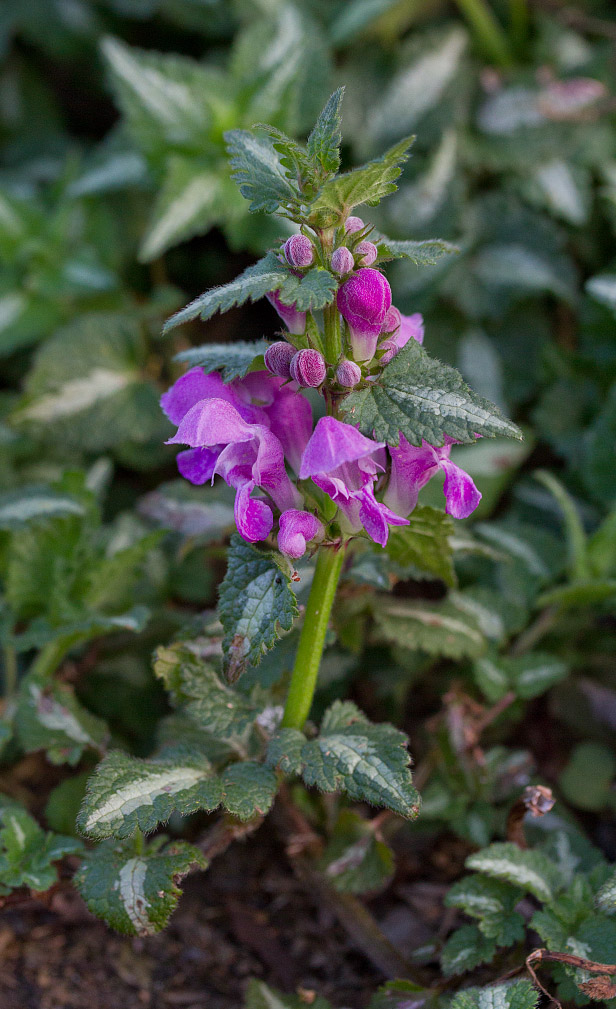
[162,216,481,560]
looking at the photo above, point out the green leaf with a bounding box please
[307,87,344,175]
[15,677,108,766]
[309,135,415,227]
[534,471,589,582]
[559,742,616,812]
[78,749,223,839]
[465,842,563,903]
[445,874,525,947]
[245,980,333,1009]
[174,340,269,381]
[221,762,277,820]
[385,505,455,585]
[11,313,163,453]
[278,268,338,312]
[266,727,306,775]
[596,867,616,915]
[586,273,616,314]
[341,339,522,447]
[374,596,487,660]
[0,798,82,893]
[74,838,205,936]
[376,237,459,265]
[218,536,298,682]
[473,652,569,703]
[226,130,298,214]
[441,924,497,976]
[537,579,616,609]
[163,253,288,332]
[0,486,86,530]
[450,980,539,1009]
[139,158,225,262]
[301,703,420,818]
[317,809,394,895]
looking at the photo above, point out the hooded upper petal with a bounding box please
[299,416,384,480]
[277,509,323,558]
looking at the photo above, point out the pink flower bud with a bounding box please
[283,234,314,269]
[337,268,392,363]
[381,307,401,335]
[355,241,378,267]
[378,340,398,366]
[331,246,354,276]
[336,360,362,388]
[290,349,326,388]
[264,341,296,378]
[266,290,306,335]
[344,216,364,234]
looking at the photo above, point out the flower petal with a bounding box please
[234,483,273,542]
[357,486,408,547]
[167,398,260,449]
[263,384,312,474]
[161,369,237,425]
[441,460,482,519]
[176,447,219,485]
[384,436,439,517]
[277,509,324,559]
[299,416,384,480]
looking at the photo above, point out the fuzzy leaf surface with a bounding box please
[450,980,539,1009]
[441,924,497,976]
[376,237,459,265]
[218,536,298,682]
[78,749,223,839]
[306,87,344,174]
[374,596,487,659]
[74,838,205,936]
[221,762,278,820]
[163,254,288,332]
[385,505,455,585]
[0,799,82,893]
[278,268,338,311]
[466,842,562,903]
[15,677,108,766]
[341,339,522,447]
[175,340,269,381]
[226,130,299,213]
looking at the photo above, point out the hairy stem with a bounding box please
[453,0,513,67]
[281,544,346,730]
[323,303,342,366]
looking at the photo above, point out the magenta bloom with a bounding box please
[265,341,295,378]
[355,241,378,267]
[167,398,302,542]
[337,268,392,363]
[266,290,306,335]
[379,310,424,365]
[290,349,326,388]
[344,216,364,234]
[299,417,408,547]
[331,246,354,276]
[278,509,323,559]
[384,435,481,520]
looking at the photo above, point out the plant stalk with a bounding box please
[281,544,346,730]
[509,0,529,53]
[453,0,513,67]
[323,303,342,366]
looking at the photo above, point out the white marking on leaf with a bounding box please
[83,767,207,832]
[119,857,151,934]
[30,685,93,745]
[18,368,135,422]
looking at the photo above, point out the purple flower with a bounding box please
[379,310,424,364]
[355,241,378,267]
[384,435,482,520]
[266,290,306,335]
[167,398,303,542]
[284,234,313,269]
[331,246,354,276]
[299,417,408,547]
[290,349,326,388]
[278,509,323,559]
[337,268,392,364]
[265,341,295,378]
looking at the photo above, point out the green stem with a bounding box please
[28,640,73,681]
[281,544,346,730]
[323,303,342,365]
[453,0,513,67]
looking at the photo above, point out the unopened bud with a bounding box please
[290,349,326,388]
[331,246,354,276]
[344,216,364,234]
[355,241,377,267]
[336,359,362,387]
[284,234,314,269]
[265,341,296,378]
[378,339,398,366]
[381,307,401,335]
[337,268,392,363]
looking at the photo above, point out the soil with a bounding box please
[0,820,465,1009]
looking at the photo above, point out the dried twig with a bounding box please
[506,785,555,849]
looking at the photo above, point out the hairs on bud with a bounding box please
[336,360,362,388]
[290,349,327,388]
[265,341,296,378]
[344,216,365,234]
[331,246,355,276]
[284,234,314,269]
[355,241,378,267]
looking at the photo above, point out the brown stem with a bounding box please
[506,785,555,849]
[196,814,263,861]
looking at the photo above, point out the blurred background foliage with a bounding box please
[0,0,616,1004]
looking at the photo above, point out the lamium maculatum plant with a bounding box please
[75,89,522,939]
